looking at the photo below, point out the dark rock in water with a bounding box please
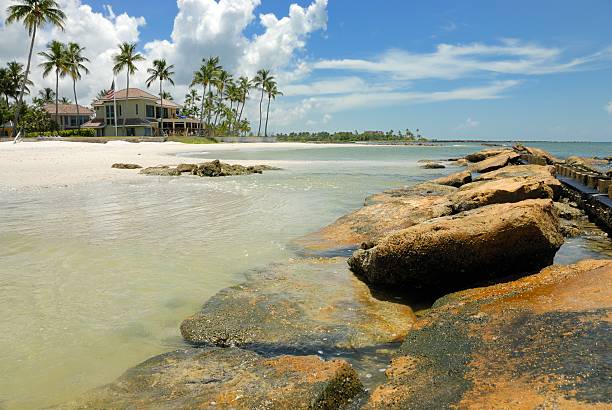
[364,259,612,409]
[464,148,513,163]
[348,199,564,291]
[180,258,415,350]
[431,170,472,187]
[111,163,142,169]
[58,347,363,409]
[139,166,181,176]
[420,162,445,169]
[294,183,456,254]
[176,163,198,173]
[468,151,521,173]
[193,160,279,177]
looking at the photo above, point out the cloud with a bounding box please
[456,117,480,130]
[606,101,612,114]
[313,39,611,80]
[0,0,328,107]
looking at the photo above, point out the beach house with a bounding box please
[86,88,202,137]
[43,103,94,130]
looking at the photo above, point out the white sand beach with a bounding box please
[0,141,345,190]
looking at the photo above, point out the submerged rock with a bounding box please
[111,163,142,169]
[468,151,521,173]
[431,170,472,187]
[176,163,198,173]
[294,183,456,254]
[140,160,279,178]
[348,199,564,291]
[365,259,612,409]
[419,162,445,169]
[180,257,415,350]
[58,347,363,409]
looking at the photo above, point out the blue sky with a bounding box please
[2,0,612,141]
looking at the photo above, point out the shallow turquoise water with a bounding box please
[0,142,610,409]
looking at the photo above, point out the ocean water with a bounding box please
[0,142,610,409]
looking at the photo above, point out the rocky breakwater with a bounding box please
[364,259,612,409]
[115,159,280,177]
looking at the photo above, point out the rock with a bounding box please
[294,183,456,254]
[513,144,560,164]
[139,166,181,176]
[474,164,556,181]
[180,257,415,350]
[193,160,278,177]
[431,170,472,187]
[348,199,564,291]
[58,347,363,409]
[364,259,612,409]
[468,151,521,173]
[449,176,558,213]
[420,162,445,169]
[464,148,513,163]
[454,158,468,167]
[111,163,142,169]
[553,201,583,220]
[176,163,198,173]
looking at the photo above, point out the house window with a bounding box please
[163,108,168,118]
[70,116,77,127]
[144,127,151,136]
[146,105,155,118]
[136,104,139,115]
[118,105,122,116]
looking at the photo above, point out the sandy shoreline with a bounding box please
[0,141,358,190]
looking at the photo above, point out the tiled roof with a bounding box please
[43,103,94,115]
[82,118,105,128]
[94,88,180,108]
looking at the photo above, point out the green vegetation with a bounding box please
[166,135,218,144]
[276,129,430,143]
[25,128,96,138]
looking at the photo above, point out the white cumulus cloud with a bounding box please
[605,101,612,114]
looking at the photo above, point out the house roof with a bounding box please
[82,118,105,128]
[93,88,180,108]
[43,103,94,115]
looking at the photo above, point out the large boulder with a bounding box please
[474,163,556,181]
[180,257,415,350]
[464,148,513,163]
[431,170,472,187]
[364,259,612,409]
[139,166,181,176]
[468,151,521,173]
[348,199,564,291]
[449,176,559,212]
[294,183,456,254]
[58,347,363,409]
[513,144,560,164]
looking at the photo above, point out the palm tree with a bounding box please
[37,87,55,104]
[225,80,241,134]
[0,67,9,104]
[38,39,67,127]
[112,42,145,135]
[6,61,33,102]
[5,0,66,133]
[236,76,251,132]
[160,91,173,100]
[183,88,200,117]
[212,69,231,131]
[96,89,109,100]
[264,80,282,137]
[60,96,71,104]
[64,42,89,130]
[191,56,220,135]
[253,69,272,137]
[146,59,174,136]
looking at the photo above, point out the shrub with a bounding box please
[26,128,96,138]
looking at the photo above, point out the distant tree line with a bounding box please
[275,129,429,142]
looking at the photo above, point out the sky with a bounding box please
[1,0,612,141]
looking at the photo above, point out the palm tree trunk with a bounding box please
[125,71,129,135]
[14,23,37,134]
[207,84,213,136]
[55,70,59,131]
[265,94,271,137]
[257,88,264,137]
[73,79,80,131]
[199,85,205,136]
[159,79,163,137]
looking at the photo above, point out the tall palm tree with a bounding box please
[0,67,9,104]
[253,69,272,137]
[96,89,109,100]
[236,76,251,131]
[183,88,200,117]
[212,69,231,130]
[37,87,55,104]
[5,0,66,132]
[38,39,67,127]
[112,42,145,134]
[146,58,174,136]
[191,56,220,135]
[6,61,33,102]
[264,80,282,137]
[225,80,240,134]
[65,42,89,130]
[60,96,71,104]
